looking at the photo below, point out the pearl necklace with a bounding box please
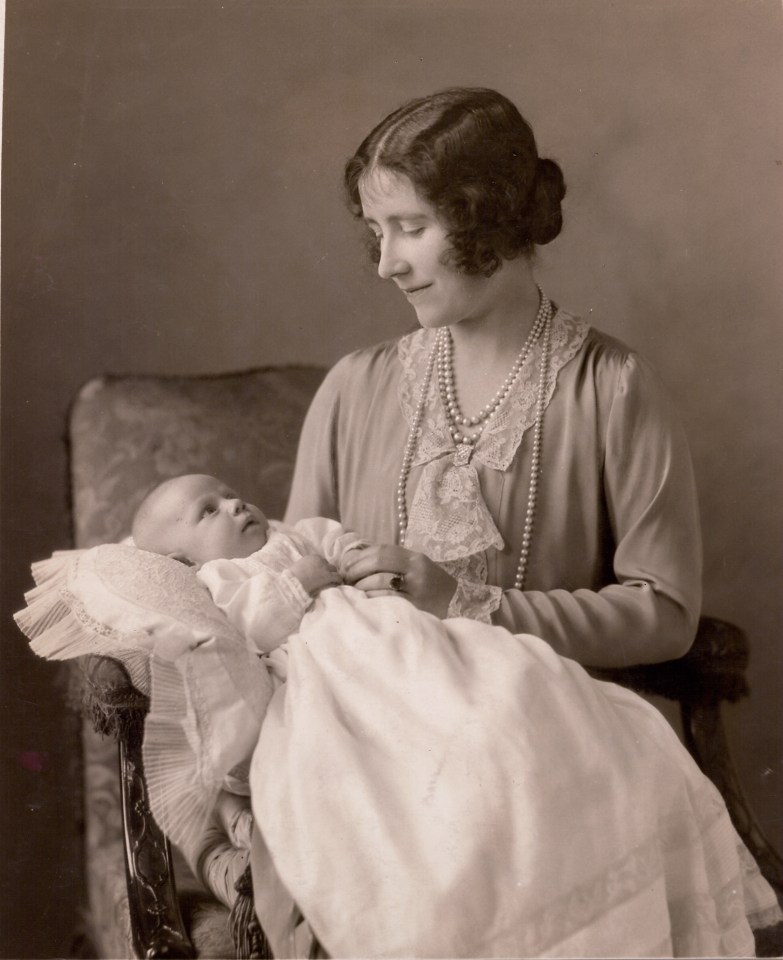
[515,311,551,589]
[396,295,554,591]
[438,291,552,447]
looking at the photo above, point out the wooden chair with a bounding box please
[64,366,783,958]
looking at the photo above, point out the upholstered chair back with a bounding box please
[69,365,326,958]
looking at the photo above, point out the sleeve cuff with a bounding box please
[279,568,314,611]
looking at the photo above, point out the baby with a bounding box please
[22,477,781,956]
[132,472,369,656]
[132,472,372,858]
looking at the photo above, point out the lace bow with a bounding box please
[405,457,504,561]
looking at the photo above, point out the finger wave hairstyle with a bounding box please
[344,87,567,277]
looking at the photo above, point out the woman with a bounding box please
[249,88,781,957]
[286,86,701,668]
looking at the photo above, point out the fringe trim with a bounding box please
[230,864,273,959]
[86,691,146,740]
[81,664,149,739]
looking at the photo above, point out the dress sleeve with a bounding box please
[493,354,703,667]
[198,559,312,654]
[285,358,347,524]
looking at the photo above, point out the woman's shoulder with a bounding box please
[335,335,405,369]
[580,323,636,367]
[569,318,655,380]
[320,334,408,391]
[543,307,635,390]
[570,319,673,410]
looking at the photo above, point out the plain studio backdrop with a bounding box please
[1,1,781,956]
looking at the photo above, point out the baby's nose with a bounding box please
[229,498,245,515]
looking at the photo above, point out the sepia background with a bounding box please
[2,0,781,955]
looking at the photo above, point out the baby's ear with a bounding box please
[167,551,198,568]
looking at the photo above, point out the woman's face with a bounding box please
[358,167,495,330]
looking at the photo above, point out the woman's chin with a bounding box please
[411,309,451,330]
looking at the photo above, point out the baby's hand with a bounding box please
[290,555,342,597]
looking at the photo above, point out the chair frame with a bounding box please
[81,660,195,959]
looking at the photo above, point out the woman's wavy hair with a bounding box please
[344,87,566,277]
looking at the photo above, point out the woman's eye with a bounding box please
[402,226,424,236]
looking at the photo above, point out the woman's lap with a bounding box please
[249,590,779,957]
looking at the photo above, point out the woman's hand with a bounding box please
[342,544,457,619]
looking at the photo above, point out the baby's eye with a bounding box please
[200,504,216,518]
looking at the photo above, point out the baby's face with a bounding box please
[142,474,269,565]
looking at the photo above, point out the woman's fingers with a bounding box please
[351,573,406,593]
[343,545,457,618]
[342,545,408,583]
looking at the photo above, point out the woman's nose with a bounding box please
[377,237,409,280]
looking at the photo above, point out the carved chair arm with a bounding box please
[589,615,749,703]
[80,656,267,958]
[80,656,195,959]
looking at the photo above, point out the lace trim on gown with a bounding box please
[397,310,588,620]
[14,546,243,690]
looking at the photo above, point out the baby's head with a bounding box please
[132,474,269,566]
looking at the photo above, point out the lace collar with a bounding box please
[396,309,588,564]
[398,309,588,470]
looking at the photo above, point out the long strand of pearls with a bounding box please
[397,294,554,592]
[514,310,552,590]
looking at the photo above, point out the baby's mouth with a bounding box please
[242,518,257,532]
